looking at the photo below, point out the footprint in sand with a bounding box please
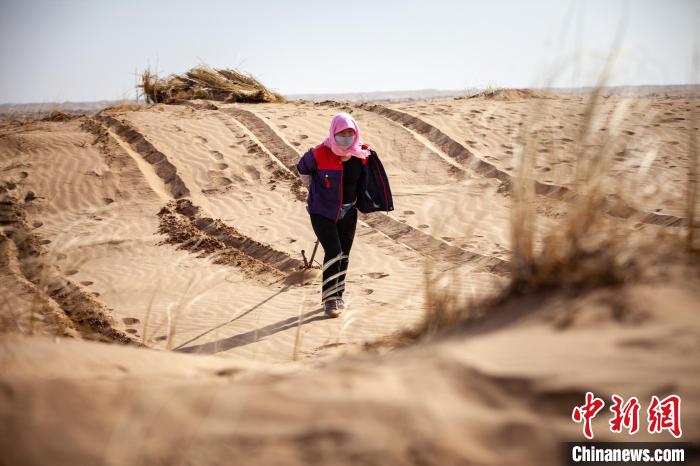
[231,174,247,184]
[125,328,137,334]
[32,221,43,228]
[441,236,454,242]
[418,224,429,229]
[103,197,114,204]
[210,176,233,187]
[215,163,229,170]
[403,210,415,215]
[39,239,50,245]
[363,272,390,279]
[291,141,301,147]
[210,150,224,160]
[19,171,28,178]
[244,165,261,180]
[216,368,240,377]
[278,124,288,129]
[80,280,94,286]
[154,335,167,341]
[122,317,140,325]
[195,135,208,144]
[361,288,374,295]
[299,134,309,140]
[64,269,78,276]
[246,142,262,154]
[320,343,350,352]
[259,207,273,215]
[622,130,635,136]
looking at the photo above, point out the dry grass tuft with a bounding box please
[139,66,286,104]
[369,83,699,350]
[41,109,77,122]
[506,84,697,293]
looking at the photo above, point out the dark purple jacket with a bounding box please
[297,143,394,223]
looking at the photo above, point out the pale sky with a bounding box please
[0,0,698,104]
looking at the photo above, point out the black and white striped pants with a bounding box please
[309,205,358,304]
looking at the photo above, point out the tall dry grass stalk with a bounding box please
[376,81,696,348]
[292,296,305,361]
[685,49,699,251]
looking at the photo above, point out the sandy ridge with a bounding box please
[225,105,510,275]
[158,198,303,279]
[359,213,509,275]
[222,107,301,168]
[211,109,308,202]
[0,185,138,343]
[359,103,519,187]
[84,115,306,281]
[361,103,684,227]
[93,116,190,199]
[0,229,77,337]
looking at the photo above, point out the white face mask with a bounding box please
[334,134,354,148]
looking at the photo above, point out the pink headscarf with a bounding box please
[323,112,370,159]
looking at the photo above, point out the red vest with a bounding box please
[312,143,370,169]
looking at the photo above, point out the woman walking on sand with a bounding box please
[297,112,394,318]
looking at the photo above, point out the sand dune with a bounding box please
[386,95,693,221]
[1,90,698,464]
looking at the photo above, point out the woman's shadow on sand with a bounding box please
[175,309,327,354]
[173,270,329,355]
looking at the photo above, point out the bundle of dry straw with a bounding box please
[140,67,285,104]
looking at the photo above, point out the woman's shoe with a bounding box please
[324,299,342,318]
[336,298,345,310]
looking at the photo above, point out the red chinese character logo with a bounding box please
[609,394,640,434]
[572,391,606,439]
[647,394,682,438]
